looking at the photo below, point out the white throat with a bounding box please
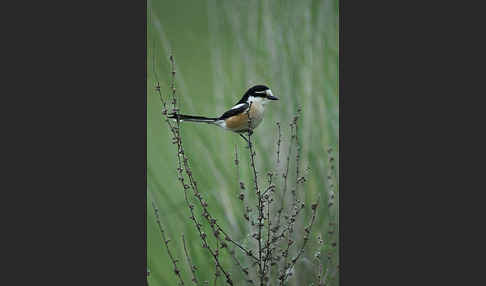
[248,96,268,106]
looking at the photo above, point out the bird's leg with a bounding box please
[240,133,250,144]
[239,133,252,148]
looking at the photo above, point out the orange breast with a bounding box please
[225,112,249,131]
[225,103,263,131]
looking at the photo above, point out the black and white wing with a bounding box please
[218,103,249,120]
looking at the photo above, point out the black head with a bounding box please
[237,85,279,104]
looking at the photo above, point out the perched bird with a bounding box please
[168,85,279,143]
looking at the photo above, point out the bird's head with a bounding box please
[240,85,279,105]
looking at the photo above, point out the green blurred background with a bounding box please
[147,0,339,285]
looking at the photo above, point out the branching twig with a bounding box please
[152,54,334,285]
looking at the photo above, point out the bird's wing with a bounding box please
[218,103,249,120]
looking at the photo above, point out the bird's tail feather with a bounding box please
[168,113,218,123]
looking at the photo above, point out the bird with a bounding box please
[168,85,279,144]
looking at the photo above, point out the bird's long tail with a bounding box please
[168,113,219,124]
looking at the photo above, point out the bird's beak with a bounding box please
[266,89,279,100]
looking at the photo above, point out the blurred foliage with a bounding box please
[147,0,339,285]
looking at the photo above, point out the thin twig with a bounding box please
[278,200,319,285]
[289,110,302,225]
[246,102,265,286]
[182,235,200,285]
[224,247,254,285]
[262,171,274,280]
[274,122,295,230]
[276,122,282,165]
[314,234,324,286]
[151,199,185,285]
[157,55,234,285]
[214,241,221,286]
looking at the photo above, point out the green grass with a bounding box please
[147,0,339,285]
